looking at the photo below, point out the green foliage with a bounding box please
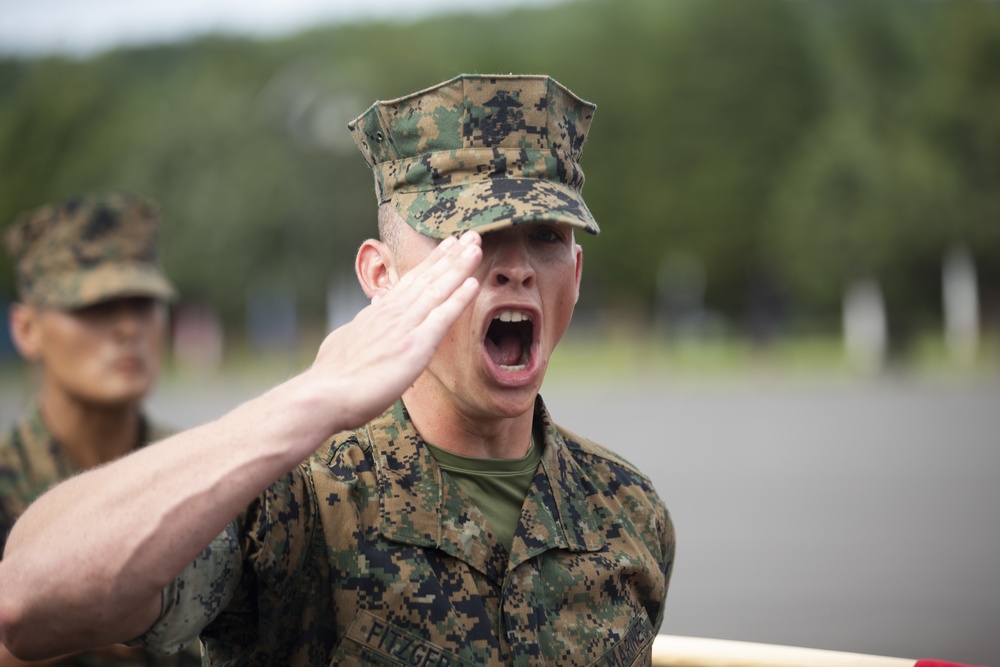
[1,0,998,346]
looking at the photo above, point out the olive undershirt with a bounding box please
[424,433,542,553]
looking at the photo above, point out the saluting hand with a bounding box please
[310,231,482,433]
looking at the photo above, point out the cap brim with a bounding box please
[393,178,600,239]
[30,263,177,309]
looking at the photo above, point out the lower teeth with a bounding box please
[499,364,527,371]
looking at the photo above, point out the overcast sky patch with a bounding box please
[0,0,566,57]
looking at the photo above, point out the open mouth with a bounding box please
[484,310,533,372]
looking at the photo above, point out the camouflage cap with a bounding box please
[348,74,600,238]
[4,193,177,309]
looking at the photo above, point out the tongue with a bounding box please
[486,332,522,367]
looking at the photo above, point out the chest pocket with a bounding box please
[585,608,656,667]
[332,610,477,667]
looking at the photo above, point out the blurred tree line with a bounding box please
[1,0,998,353]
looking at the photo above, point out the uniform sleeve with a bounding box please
[0,509,13,556]
[198,463,320,661]
[127,523,242,653]
[654,505,676,631]
[0,435,23,557]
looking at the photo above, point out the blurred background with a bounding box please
[0,0,998,663]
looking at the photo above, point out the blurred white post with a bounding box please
[942,245,979,366]
[843,278,887,374]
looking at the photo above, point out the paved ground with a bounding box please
[541,376,1000,665]
[3,371,998,663]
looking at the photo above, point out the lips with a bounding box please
[112,354,146,374]
[484,309,534,372]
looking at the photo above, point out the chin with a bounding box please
[477,384,542,420]
[88,384,153,408]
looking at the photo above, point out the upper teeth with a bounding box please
[494,311,531,323]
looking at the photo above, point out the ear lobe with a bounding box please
[355,239,396,299]
[9,303,42,361]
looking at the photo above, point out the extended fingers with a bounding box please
[391,232,482,312]
[403,232,481,287]
[410,275,480,343]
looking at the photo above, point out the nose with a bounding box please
[488,238,535,289]
[110,300,152,339]
[112,308,141,339]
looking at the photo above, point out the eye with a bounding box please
[74,300,116,318]
[73,297,159,319]
[122,297,159,316]
[531,225,565,243]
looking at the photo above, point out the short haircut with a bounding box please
[377,202,404,256]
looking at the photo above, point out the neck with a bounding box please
[401,386,534,460]
[38,386,143,470]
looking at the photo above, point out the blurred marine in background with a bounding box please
[0,75,673,665]
[0,194,200,666]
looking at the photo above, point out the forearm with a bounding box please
[0,369,341,658]
[0,644,147,666]
[0,644,64,666]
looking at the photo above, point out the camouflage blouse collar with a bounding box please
[362,398,604,576]
[13,406,165,480]
[10,407,80,483]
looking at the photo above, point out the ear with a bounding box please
[355,239,398,300]
[9,303,43,361]
[573,243,583,305]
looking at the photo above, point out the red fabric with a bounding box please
[915,660,992,667]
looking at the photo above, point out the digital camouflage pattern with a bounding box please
[159,398,673,665]
[134,525,242,655]
[4,193,176,309]
[348,74,601,239]
[0,409,201,666]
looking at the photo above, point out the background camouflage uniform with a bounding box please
[0,412,201,666]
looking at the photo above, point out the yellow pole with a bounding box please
[651,635,916,667]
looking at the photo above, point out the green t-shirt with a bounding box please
[425,435,542,553]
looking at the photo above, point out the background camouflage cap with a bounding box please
[4,193,177,309]
[348,73,601,238]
